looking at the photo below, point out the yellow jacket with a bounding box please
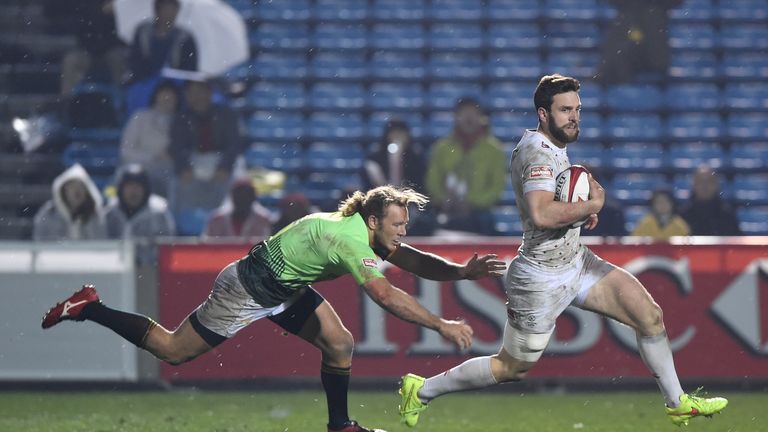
[632,214,690,240]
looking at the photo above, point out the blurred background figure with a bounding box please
[33,164,107,241]
[426,97,505,235]
[681,165,741,236]
[119,80,179,197]
[579,165,627,237]
[632,188,689,240]
[272,192,313,233]
[597,0,682,84]
[202,178,272,240]
[363,119,426,192]
[171,79,243,211]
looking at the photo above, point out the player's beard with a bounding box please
[548,121,579,144]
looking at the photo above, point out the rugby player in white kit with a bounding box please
[399,74,728,427]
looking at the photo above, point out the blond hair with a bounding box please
[339,185,429,220]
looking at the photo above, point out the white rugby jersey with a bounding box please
[509,129,582,267]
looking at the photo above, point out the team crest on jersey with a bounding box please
[528,165,554,179]
[362,258,377,268]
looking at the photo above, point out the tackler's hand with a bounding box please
[460,253,507,279]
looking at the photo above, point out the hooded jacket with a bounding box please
[33,164,108,241]
[104,165,176,239]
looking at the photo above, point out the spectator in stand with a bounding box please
[170,79,243,211]
[273,192,313,233]
[363,119,426,192]
[425,97,506,235]
[126,0,197,84]
[33,164,108,241]
[119,80,179,197]
[681,165,741,236]
[632,188,689,240]
[579,164,627,237]
[202,178,272,240]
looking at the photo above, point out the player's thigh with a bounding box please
[579,267,662,335]
[145,317,213,363]
[295,300,354,358]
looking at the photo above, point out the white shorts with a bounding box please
[505,245,614,334]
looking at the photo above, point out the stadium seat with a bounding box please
[61,142,119,176]
[611,174,668,205]
[732,175,768,205]
[669,23,717,50]
[370,52,426,81]
[608,143,665,173]
[370,24,425,50]
[577,82,603,111]
[668,142,725,170]
[427,83,483,110]
[723,83,768,111]
[605,84,664,112]
[310,52,368,81]
[314,24,367,50]
[606,114,664,141]
[718,0,768,23]
[245,142,303,172]
[429,24,484,51]
[544,0,600,21]
[486,53,543,80]
[371,0,425,21]
[665,83,721,111]
[486,83,532,112]
[255,0,311,21]
[624,205,650,234]
[428,53,484,81]
[721,52,768,80]
[487,24,541,50]
[250,23,310,51]
[367,83,425,111]
[719,24,768,50]
[313,0,368,21]
[577,114,604,141]
[727,114,768,140]
[367,112,425,140]
[428,0,484,21]
[671,174,693,201]
[308,113,364,141]
[486,0,540,21]
[251,54,308,81]
[304,143,365,173]
[493,206,523,236]
[666,113,724,140]
[308,83,366,111]
[669,0,715,22]
[244,83,305,111]
[247,111,305,142]
[568,142,608,172]
[174,208,210,236]
[544,22,601,49]
[426,111,455,140]
[728,142,768,172]
[668,52,719,81]
[546,52,600,81]
[491,112,535,142]
[737,206,768,235]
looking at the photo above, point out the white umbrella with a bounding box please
[114,0,249,76]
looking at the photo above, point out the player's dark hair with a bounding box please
[339,186,428,221]
[534,74,581,112]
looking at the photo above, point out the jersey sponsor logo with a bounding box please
[362,258,377,268]
[528,165,554,179]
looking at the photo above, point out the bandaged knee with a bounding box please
[502,321,552,362]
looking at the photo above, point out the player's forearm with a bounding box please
[533,200,597,229]
[371,285,443,331]
[413,251,465,281]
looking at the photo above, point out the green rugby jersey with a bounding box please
[237,211,389,307]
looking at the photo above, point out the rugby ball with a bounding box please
[554,165,591,227]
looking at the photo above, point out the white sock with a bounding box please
[636,332,685,407]
[418,356,498,403]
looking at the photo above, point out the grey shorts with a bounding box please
[190,262,323,346]
[505,246,615,334]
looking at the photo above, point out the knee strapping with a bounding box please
[502,322,552,362]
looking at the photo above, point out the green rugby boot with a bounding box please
[665,390,728,426]
[398,374,427,427]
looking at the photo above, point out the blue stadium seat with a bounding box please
[723,83,768,111]
[606,114,664,141]
[568,142,608,171]
[256,0,311,21]
[486,53,543,80]
[605,84,664,112]
[428,83,483,110]
[732,175,768,205]
[314,24,367,50]
[313,0,368,21]
[577,82,603,111]
[370,52,426,81]
[371,0,425,21]
[247,111,305,142]
[487,0,540,21]
[666,113,724,140]
[428,0,484,21]
[671,174,693,201]
[250,23,310,51]
[62,142,119,176]
[669,24,717,50]
[669,0,715,22]
[577,114,604,141]
[486,83,532,112]
[370,24,425,50]
[721,53,768,80]
[310,52,368,81]
[175,208,210,236]
[499,182,517,206]
[544,23,600,49]
[245,142,303,172]
[608,143,665,173]
[428,53,484,80]
[668,142,725,170]
[308,83,366,111]
[426,111,455,140]
[487,23,541,50]
[727,114,768,139]
[493,206,523,236]
[546,52,600,81]
[719,24,768,50]
[68,127,122,143]
[624,205,650,234]
[718,0,768,23]
[244,83,305,111]
[224,0,257,20]
[308,113,364,141]
[737,206,768,235]
[429,24,484,50]
[544,0,600,21]
[665,84,721,111]
[367,112,425,140]
[251,54,308,80]
[729,143,768,172]
[668,52,719,81]
[491,112,535,142]
[367,83,425,111]
[610,174,668,205]
[304,143,365,173]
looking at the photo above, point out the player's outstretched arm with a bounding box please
[362,277,473,349]
[388,244,506,281]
